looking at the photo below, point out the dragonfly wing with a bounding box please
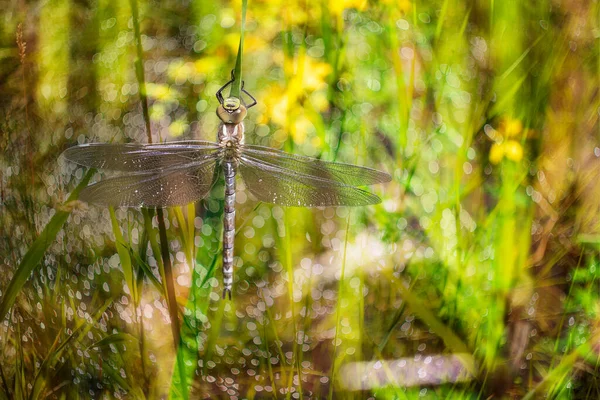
[242,144,391,186]
[239,155,381,207]
[63,140,221,172]
[79,157,219,207]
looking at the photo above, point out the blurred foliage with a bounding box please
[1,0,600,399]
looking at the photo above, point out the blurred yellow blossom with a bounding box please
[167,60,194,84]
[489,143,505,165]
[292,115,314,144]
[224,33,268,55]
[169,119,189,137]
[258,54,332,144]
[310,91,329,112]
[489,140,524,164]
[380,0,412,13]
[145,83,180,103]
[193,56,223,78]
[303,62,333,91]
[329,0,367,16]
[504,140,523,162]
[499,116,523,138]
[268,88,288,126]
[487,116,525,164]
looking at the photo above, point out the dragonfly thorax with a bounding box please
[218,121,245,154]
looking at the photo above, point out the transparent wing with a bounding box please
[239,155,381,207]
[79,157,219,207]
[242,144,391,186]
[62,140,221,172]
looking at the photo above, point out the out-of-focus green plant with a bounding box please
[1,0,600,398]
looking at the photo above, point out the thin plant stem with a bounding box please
[283,210,298,399]
[328,214,351,399]
[128,0,186,395]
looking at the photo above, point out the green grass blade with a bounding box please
[128,0,152,141]
[128,244,165,297]
[228,0,248,99]
[434,0,450,41]
[170,243,220,399]
[328,214,351,399]
[522,336,597,400]
[396,283,474,373]
[87,333,139,351]
[29,296,115,399]
[142,210,165,282]
[498,34,544,82]
[109,207,136,301]
[0,363,9,400]
[0,169,94,322]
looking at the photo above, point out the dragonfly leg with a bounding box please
[217,70,258,108]
[241,81,257,108]
[216,70,236,104]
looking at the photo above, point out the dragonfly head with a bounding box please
[217,97,247,124]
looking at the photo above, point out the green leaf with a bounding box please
[0,169,94,322]
[228,0,248,99]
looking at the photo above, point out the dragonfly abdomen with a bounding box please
[222,160,236,299]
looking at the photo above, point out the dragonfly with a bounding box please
[62,72,391,299]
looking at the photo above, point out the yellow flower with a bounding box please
[486,116,525,164]
[500,117,523,138]
[193,56,222,78]
[398,0,412,13]
[258,55,331,129]
[504,140,523,162]
[489,143,504,165]
[223,32,267,54]
[310,91,329,112]
[145,83,179,103]
[380,0,412,13]
[167,60,193,84]
[270,92,289,126]
[303,61,332,91]
[169,119,189,137]
[292,115,314,144]
[329,0,367,16]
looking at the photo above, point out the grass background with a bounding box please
[0,0,599,398]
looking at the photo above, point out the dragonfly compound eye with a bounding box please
[223,97,241,111]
